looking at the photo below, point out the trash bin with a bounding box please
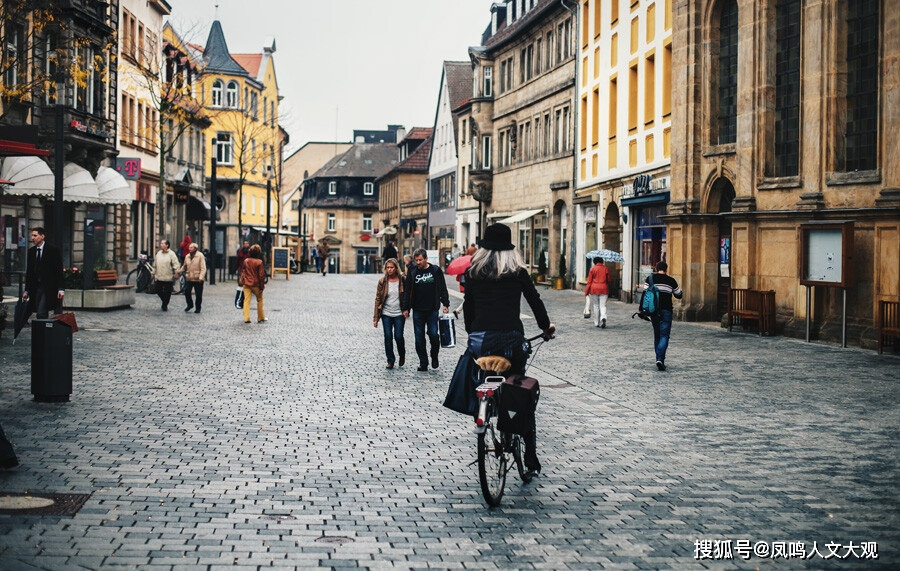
[31,318,73,402]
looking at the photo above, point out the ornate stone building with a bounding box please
[670,0,899,347]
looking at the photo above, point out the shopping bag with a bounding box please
[439,313,456,348]
[145,279,159,295]
[583,296,591,318]
[443,350,482,416]
[234,287,245,309]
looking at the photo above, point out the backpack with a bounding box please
[640,273,660,316]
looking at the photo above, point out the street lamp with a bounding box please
[265,164,273,264]
[209,137,218,285]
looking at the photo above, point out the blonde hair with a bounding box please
[468,247,525,280]
[383,258,401,275]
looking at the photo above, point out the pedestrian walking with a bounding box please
[452,245,477,318]
[151,239,181,311]
[179,234,192,260]
[461,223,556,476]
[402,254,414,276]
[316,239,330,276]
[645,261,683,371]
[239,244,267,323]
[585,257,610,328]
[180,243,207,313]
[235,240,250,274]
[373,258,406,369]
[311,245,320,273]
[402,248,450,371]
[382,240,398,264]
[22,227,65,319]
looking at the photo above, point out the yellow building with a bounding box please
[198,20,284,264]
[574,0,673,298]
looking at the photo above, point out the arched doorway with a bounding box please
[602,203,622,297]
[708,178,735,318]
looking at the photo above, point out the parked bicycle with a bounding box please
[473,331,553,507]
[127,251,184,294]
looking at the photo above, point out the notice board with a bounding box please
[271,247,290,280]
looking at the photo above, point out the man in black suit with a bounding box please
[23,226,65,318]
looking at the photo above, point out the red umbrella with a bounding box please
[445,255,472,276]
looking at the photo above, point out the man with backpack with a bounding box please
[644,261,682,371]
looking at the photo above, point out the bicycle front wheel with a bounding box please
[135,268,152,293]
[126,268,138,286]
[478,413,507,507]
[511,434,533,483]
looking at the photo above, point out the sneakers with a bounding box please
[601,318,606,328]
[656,360,666,371]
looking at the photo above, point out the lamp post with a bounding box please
[209,137,218,285]
[265,165,272,264]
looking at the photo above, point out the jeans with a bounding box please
[588,294,608,326]
[184,281,204,311]
[242,286,264,322]
[412,309,440,367]
[381,314,406,365]
[651,309,673,363]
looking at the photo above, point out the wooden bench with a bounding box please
[94,270,134,290]
[877,300,900,355]
[728,288,776,336]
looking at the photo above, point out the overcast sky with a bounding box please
[166,0,493,152]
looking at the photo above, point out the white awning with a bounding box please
[498,208,545,224]
[0,156,54,197]
[374,226,397,238]
[95,166,133,204]
[63,162,100,203]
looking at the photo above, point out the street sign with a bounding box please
[115,158,142,180]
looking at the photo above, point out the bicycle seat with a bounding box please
[475,355,512,374]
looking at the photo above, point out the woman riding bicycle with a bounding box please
[462,223,556,476]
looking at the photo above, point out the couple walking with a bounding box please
[373,250,450,371]
[153,240,206,312]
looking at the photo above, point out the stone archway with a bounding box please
[707,177,736,318]
[602,202,622,297]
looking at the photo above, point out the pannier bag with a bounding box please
[439,313,456,348]
[497,374,540,435]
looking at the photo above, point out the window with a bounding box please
[843,0,879,172]
[481,135,492,169]
[226,81,239,108]
[645,52,656,126]
[363,182,374,196]
[251,194,256,215]
[5,21,24,87]
[774,0,801,177]
[251,92,258,118]
[241,193,246,214]
[716,0,738,145]
[328,181,337,195]
[327,213,336,232]
[216,132,233,165]
[211,80,223,107]
[363,214,373,232]
[483,66,492,97]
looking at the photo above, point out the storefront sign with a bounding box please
[116,158,142,180]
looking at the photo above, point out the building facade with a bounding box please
[469,0,576,282]
[671,0,899,347]
[301,143,398,274]
[574,0,673,299]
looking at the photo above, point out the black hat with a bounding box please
[478,223,515,251]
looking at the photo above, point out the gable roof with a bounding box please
[309,143,399,180]
[203,20,248,76]
[482,0,560,52]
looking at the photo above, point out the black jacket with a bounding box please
[403,263,450,312]
[25,242,65,297]
[463,268,551,334]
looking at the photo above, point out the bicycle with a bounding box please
[127,251,184,294]
[473,331,553,507]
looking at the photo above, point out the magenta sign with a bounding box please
[115,158,142,180]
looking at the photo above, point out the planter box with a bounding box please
[81,287,135,310]
[63,290,83,309]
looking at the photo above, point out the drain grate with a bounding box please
[0,492,91,516]
[315,536,354,544]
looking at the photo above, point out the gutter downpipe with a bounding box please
[561,0,578,289]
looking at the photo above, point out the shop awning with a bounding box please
[374,226,397,238]
[187,195,214,220]
[498,208,545,224]
[621,191,669,207]
[63,162,100,203]
[95,166,133,204]
[0,156,54,197]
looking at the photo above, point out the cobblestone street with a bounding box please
[1,273,898,570]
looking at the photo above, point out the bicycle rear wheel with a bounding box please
[510,434,533,483]
[477,409,507,507]
[135,267,151,293]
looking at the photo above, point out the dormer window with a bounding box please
[364,182,374,196]
[328,181,337,195]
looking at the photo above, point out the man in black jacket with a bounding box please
[23,227,65,318]
[402,248,450,371]
[645,261,683,371]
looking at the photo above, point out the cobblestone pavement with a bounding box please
[0,273,897,570]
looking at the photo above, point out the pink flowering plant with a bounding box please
[63,267,83,290]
